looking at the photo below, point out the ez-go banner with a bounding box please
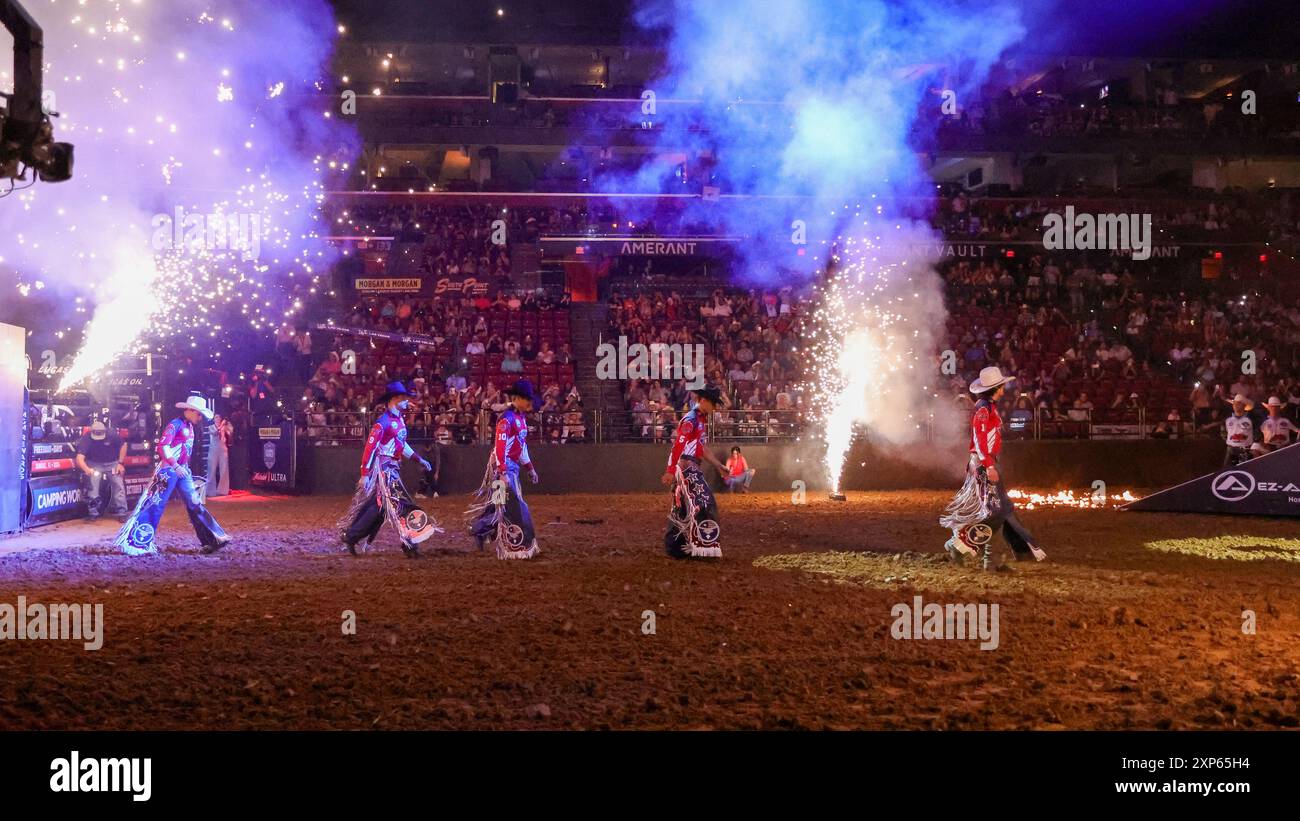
[1125,442,1300,517]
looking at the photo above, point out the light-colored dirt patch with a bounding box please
[754,550,1157,600]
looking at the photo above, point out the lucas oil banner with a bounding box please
[1124,442,1300,517]
[250,420,296,491]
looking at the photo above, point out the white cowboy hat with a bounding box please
[1224,393,1254,410]
[1264,396,1287,408]
[175,394,214,420]
[970,366,1015,394]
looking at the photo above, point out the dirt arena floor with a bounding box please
[0,490,1297,730]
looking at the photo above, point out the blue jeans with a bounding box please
[725,468,755,492]
[472,461,535,547]
[123,466,228,551]
[84,462,128,516]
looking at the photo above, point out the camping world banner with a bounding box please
[1124,442,1300,517]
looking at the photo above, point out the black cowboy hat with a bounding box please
[692,386,724,405]
[504,379,539,404]
[376,380,415,405]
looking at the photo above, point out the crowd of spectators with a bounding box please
[326,200,716,245]
[934,190,1300,250]
[300,292,584,445]
[345,89,1300,144]
[328,203,515,282]
[327,194,1300,264]
[930,92,1300,143]
[940,250,1300,438]
[301,191,1300,448]
[604,288,808,441]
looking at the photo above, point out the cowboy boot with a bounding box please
[946,529,977,565]
[981,545,995,571]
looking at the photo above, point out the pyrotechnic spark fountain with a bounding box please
[802,209,950,495]
[0,0,354,390]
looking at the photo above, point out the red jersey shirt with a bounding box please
[667,408,706,471]
[494,408,531,470]
[360,408,412,474]
[157,417,196,467]
[969,398,1002,468]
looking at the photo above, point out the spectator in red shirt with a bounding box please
[723,446,756,493]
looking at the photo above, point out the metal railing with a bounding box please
[294,404,1219,446]
[298,408,594,445]
[599,408,805,443]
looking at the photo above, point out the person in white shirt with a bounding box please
[1255,397,1297,455]
[1221,394,1255,467]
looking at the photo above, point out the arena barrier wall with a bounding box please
[297,438,1227,497]
[0,323,25,534]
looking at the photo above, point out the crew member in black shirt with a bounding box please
[76,420,128,520]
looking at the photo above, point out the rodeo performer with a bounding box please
[338,381,440,557]
[939,367,1047,571]
[468,379,541,560]
[1256,396,1297,455]
[1222,393,1256,467]
[661,386,728,559]
[115,395,232,556]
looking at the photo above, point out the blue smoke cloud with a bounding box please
[598,0,1045,463]
[604,0,1028,283]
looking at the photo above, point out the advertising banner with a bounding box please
[250,420,297,491]
[354,277,423,293]
[24,473,85,528]
[1124,442,1300,517]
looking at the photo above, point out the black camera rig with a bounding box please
[0,0,73,184]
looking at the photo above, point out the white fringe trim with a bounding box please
[114,466,171,554]
[669,465,723,558]
[375,464,443,548]
[496,540,540,561]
